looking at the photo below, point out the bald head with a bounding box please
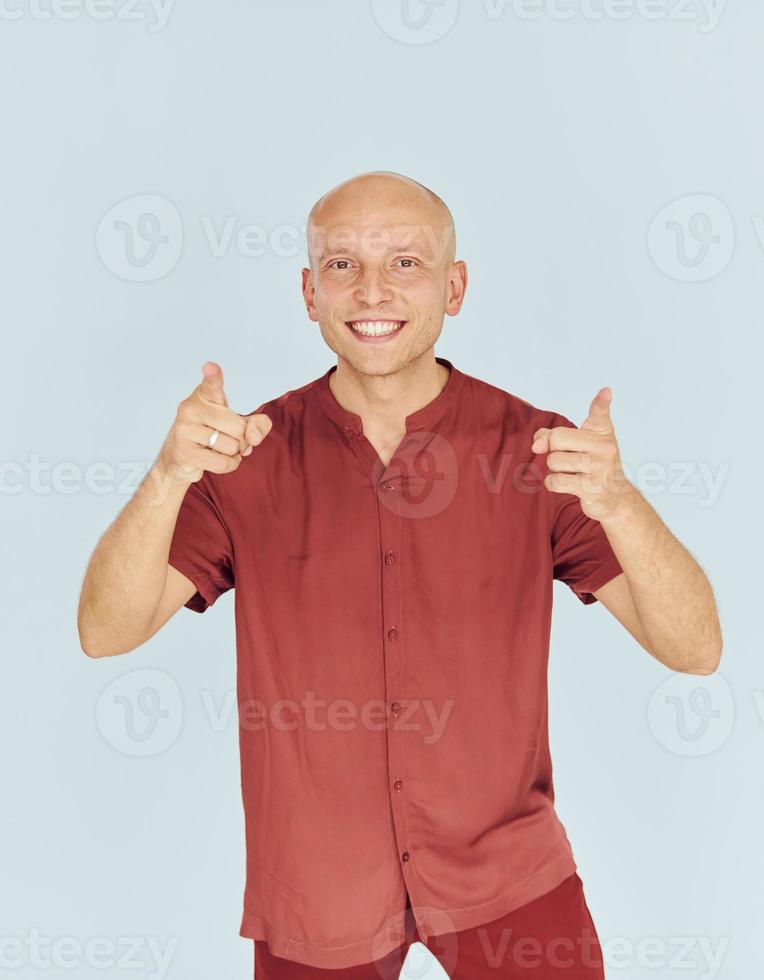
[306,171,456,271]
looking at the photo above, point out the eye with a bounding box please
[328,259,353,270]
[394,257,418,268]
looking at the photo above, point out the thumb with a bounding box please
[244,413,273,449]
[580,386,613,433]
[199,361,228,407]
[531,427,552,454]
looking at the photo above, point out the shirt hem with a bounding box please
[239,912,408,969]
[573,554,624,604]
[167,555,221,612]
[421,849,578,939]
[238,850,578,969]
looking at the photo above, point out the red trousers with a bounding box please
[254,872,606,979]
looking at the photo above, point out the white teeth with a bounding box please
[349,320,403,337]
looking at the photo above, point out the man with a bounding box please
[78,171,722,979]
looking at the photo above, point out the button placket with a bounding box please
[377,473,415,885]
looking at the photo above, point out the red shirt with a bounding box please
[168,357,623,969]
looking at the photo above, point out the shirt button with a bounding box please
[384,551,395,565]
[391,702,401,717]
[393,779,403,792]
[387,628,399,641]
[401,851,410,862]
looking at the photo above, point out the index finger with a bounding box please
[197,361,228,407]
[581,387,613,434]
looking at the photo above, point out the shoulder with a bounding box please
[456,366,574,433]
[241,371,326,427]
[208,372,327,503]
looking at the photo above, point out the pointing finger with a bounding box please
[581,387,613,433]
[198,361,228,408]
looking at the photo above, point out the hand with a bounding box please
[531,387,633,521]
[157,361,273,485]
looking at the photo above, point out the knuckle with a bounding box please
[177,398,196,421]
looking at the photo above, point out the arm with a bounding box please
[534,388,722,676]
[77,467,196,657]
[592,490,722,675]
[77,362,272,658]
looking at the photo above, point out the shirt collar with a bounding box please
[315,356,465,435]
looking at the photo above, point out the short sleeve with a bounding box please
[548,415,624,605]
[168,473,234,613]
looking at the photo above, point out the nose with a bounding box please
[353,267,394,307]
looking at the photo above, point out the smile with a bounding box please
[346,319,406,340]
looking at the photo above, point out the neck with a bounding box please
[329,352,449,430]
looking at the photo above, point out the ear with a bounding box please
[445,260,468,317]
[301,266,319,322]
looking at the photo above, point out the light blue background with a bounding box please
[1,1,758,977]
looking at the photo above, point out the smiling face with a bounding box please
[301,173,467,379]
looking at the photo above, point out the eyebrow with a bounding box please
[315,244,428,262]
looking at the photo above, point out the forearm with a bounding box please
[600,486,722,674]
[77,461,189,656]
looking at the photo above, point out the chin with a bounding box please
[344,352,403,377]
